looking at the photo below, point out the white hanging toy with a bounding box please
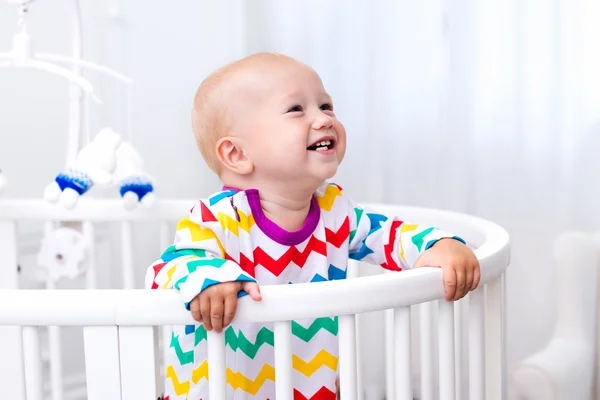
[37,227,87,282]
[0,169,7,196]
[113,141,155,210]
[44,127,122,209]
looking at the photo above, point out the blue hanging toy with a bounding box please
[44,127,122,209]
[113,141,155,210]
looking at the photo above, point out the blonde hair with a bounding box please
[191,52,298,175]
[192,66,230,175]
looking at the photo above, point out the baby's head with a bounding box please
[192,53,346,191]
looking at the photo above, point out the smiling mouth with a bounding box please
[307,138,335,151]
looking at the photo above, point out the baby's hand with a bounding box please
[189,281,261,332]
[413,238,480,301]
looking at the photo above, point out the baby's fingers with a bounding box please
[223,294,238,329]
[243,282,262,301]
[453,266,466,301]
[442,265,457,301]
[472,264,481,291]
[465,267,474,295]
[190,297,202,322]
[200,295,212,331]
[210,298,225,333]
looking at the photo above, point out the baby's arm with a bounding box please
[345,193,479,301]
[145,200,259,332]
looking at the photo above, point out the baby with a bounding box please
[146,53,480,400]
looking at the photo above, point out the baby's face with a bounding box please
[232,60,346,188]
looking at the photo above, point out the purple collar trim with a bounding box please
[222,186,320,246]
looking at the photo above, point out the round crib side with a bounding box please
[0,198,510,400]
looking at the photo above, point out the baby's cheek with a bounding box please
[335,141,346,165]
[337,147,346,164]
[334,122,347,162]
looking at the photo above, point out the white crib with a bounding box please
[0,198,510,400]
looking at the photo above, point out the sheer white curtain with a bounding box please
[233,0,600,393]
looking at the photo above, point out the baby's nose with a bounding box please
[312,114,334,130]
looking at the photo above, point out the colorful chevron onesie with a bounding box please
[146,181,464,400]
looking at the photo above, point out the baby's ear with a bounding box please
[215,137,254,175]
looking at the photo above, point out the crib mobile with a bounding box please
[0,0,155,211]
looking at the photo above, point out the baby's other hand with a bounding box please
[413,238,480,301]
[189,281,261,332]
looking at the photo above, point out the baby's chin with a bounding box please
[315,161,340,182]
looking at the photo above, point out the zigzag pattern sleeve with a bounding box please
[346,197,466,271]
[144,199,255,308]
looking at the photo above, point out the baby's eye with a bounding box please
[287,105,303,113]
[320,103,333,111]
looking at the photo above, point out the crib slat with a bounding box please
[161,325,172,374]
[119,326,160,400]
[394,307,412,400]
[159,222,173,377]
[23,326,44,400]
[207,330,227,399]
[82,221,97,289]
[42,221,65,400]
[339,314,358,400]
[84,326,122,400]
[0,326,25,398]
[469,287,485,399]
[44,222,64,400]
[274,321,293,399]
[385,308,395,400]
[48,325,63,400]
[355,316,363,400]
[454,298,464,400]
[438,300,456,400]
[347,260,363,400]
[120,222,135,289]
[419,301,434,400]
[485,275,506,400]
[0,221,26,399]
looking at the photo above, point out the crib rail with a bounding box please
[0,278,507,400]
[0,263,503,326]
[0,198,510,400]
